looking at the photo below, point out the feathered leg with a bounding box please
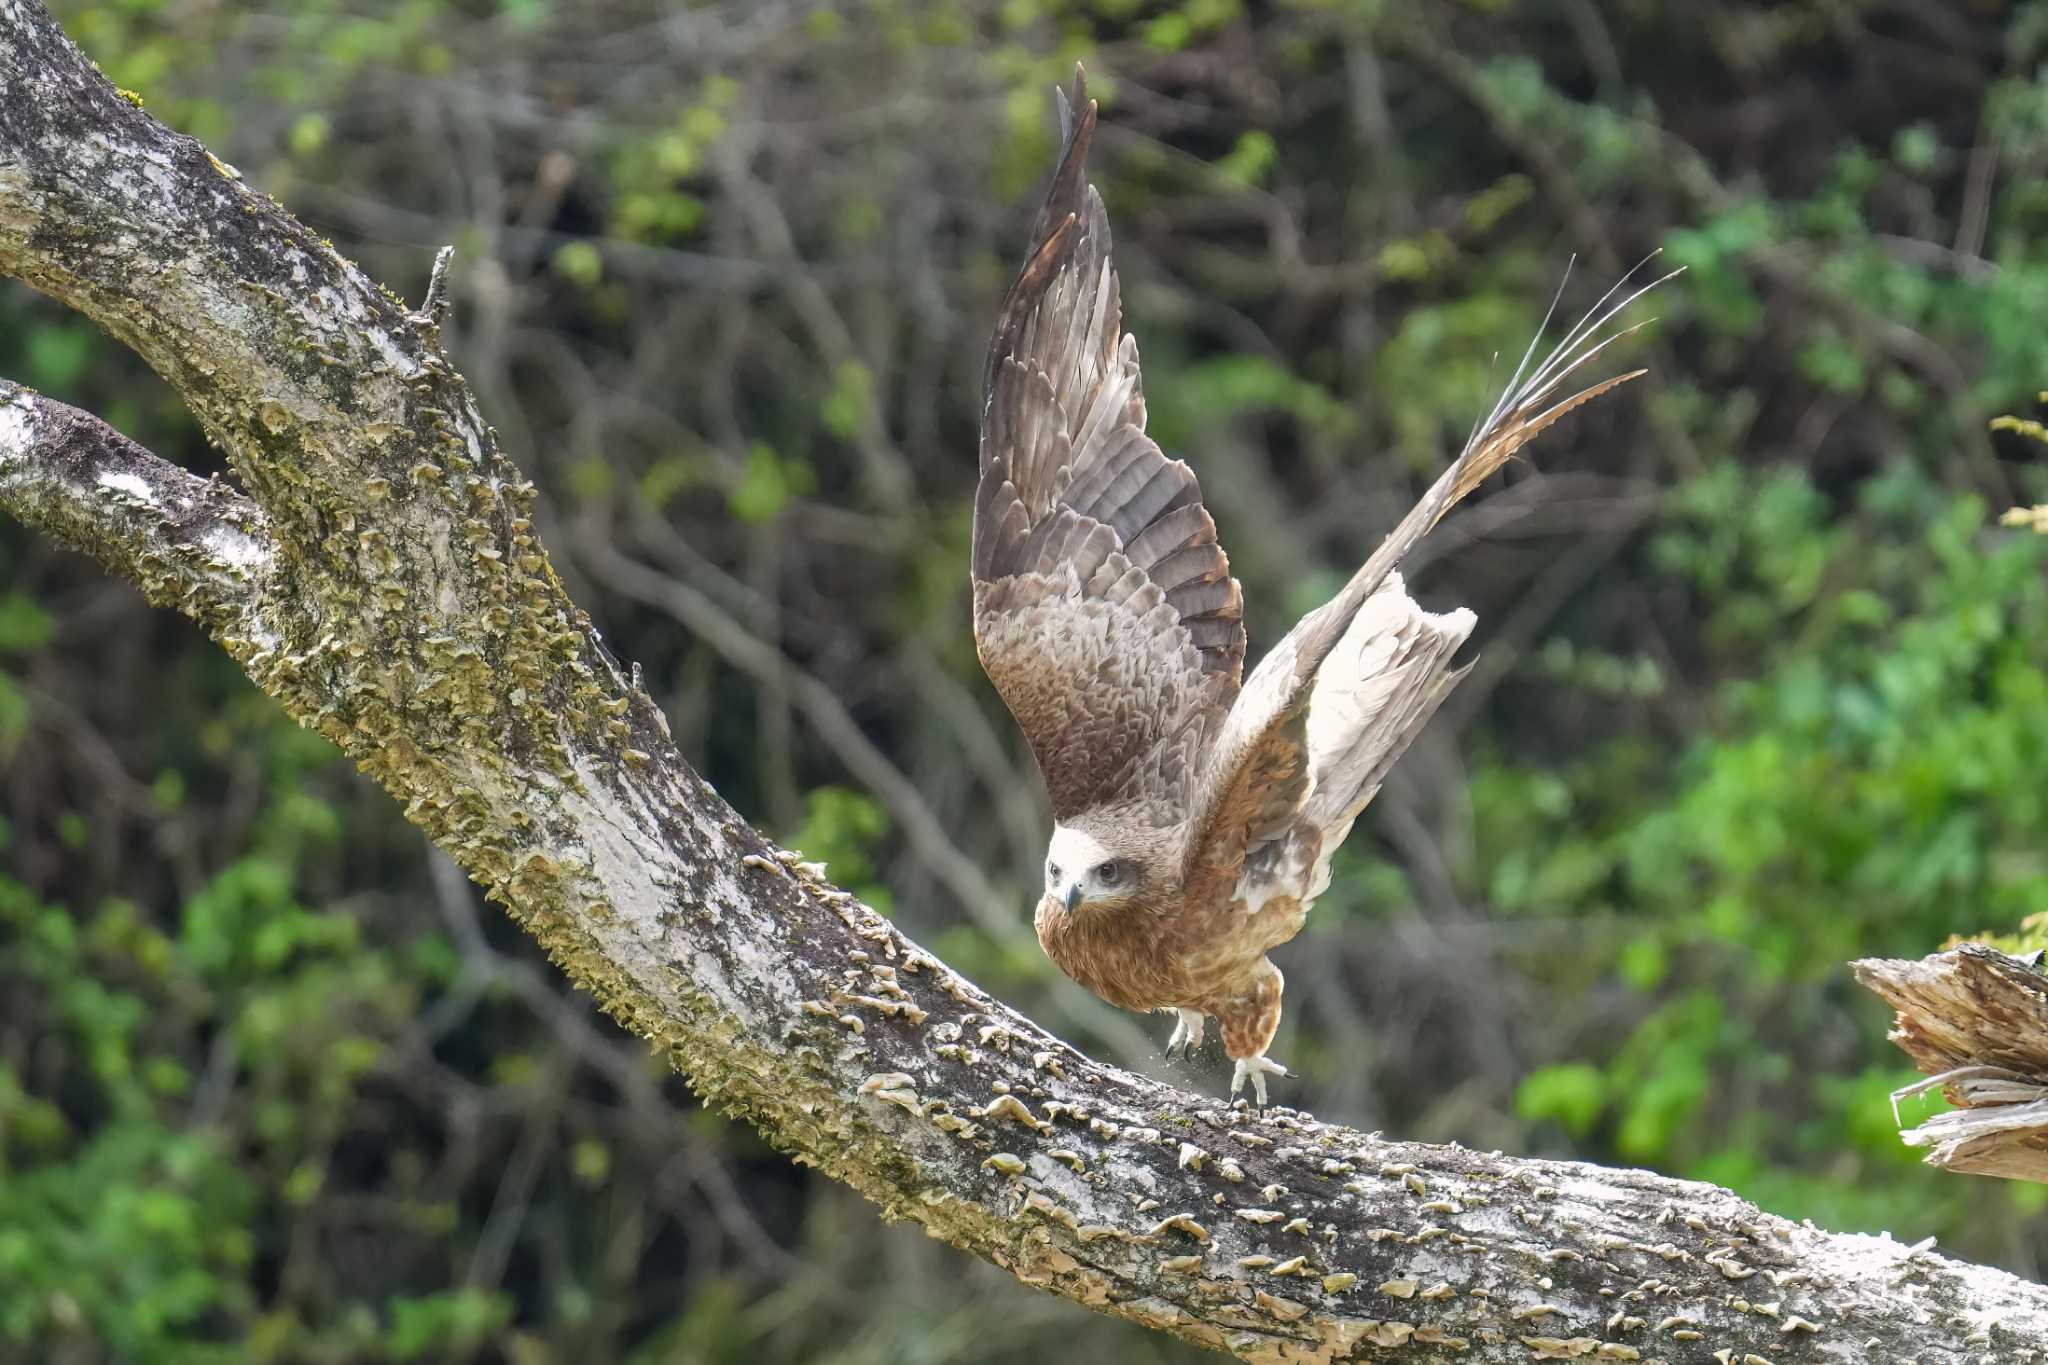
[1218,959,1290,1106]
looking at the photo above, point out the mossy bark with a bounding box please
[2,2,2045,1359]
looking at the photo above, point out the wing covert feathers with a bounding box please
[1299,577,1473,833]
[1225,578,1475,926]
[974,66,1245,820]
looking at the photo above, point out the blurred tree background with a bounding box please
[4,0,2048,1360]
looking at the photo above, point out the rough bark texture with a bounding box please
[2,3,2045,1359]
[1855,946,2048,1185]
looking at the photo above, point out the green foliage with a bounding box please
[1142,0,1245,55]
[385,1290,513,1361]
[0,794,408,1357]
[0,594,54,653]
[1153,354,1356,447]
[783,785,894,912]
[550,240,604,288]
[729,443,817,524]
[1515,1062,1606,1137]
[1471,464,2048,1235]
[1371,289,1552,468]
[821,361,875,442]
[1664,202,1775,334]
[1213,130,1276,187]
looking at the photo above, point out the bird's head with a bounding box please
[1043,823,1147,914]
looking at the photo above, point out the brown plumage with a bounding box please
[973,68,1670,1103]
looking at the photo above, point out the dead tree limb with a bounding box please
[1856,946,2048,1185]
[2,3,2044,1359]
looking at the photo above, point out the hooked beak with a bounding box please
[1061,881,1083,913]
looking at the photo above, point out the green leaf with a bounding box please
[25,324,92,389]
[1216,131,1276,187]
[386,1290,512,1361]
[551,240,603,287]
[1516,1063,1608,1137]
[728,444,814,523]
[0,594,55,652]
[821,360,872,441]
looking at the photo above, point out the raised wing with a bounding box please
[973,68,1245,823]
[1183,261,1674,888]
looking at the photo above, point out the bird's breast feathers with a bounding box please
[1033,864,1304,1013]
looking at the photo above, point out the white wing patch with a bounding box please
[1304,573,1473,816]
[1233,572,1473,925]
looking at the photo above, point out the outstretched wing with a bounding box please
[973,68,1245,824]
[1183,261,1674,891]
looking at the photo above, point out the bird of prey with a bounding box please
[973,69,1665,1104]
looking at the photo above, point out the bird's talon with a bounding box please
[1162,1008,1205,1059]
[1229,1055,1289,1107]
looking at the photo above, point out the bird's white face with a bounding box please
[1045,824,1140,912]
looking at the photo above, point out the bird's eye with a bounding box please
[1097,861,1125,887]
[1047,863,1062,884]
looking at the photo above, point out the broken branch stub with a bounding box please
[1855,945,2048,1184]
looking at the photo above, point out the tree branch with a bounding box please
[3,2,2046,1359]
[0,382,278,638]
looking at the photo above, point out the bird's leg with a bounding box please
[1230,1054,1290,1107]
[1162,1008,1206,1057]
[1219,959,1289,1107]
